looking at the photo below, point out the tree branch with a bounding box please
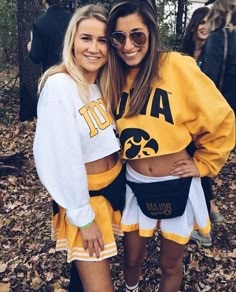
[0,73,19,90]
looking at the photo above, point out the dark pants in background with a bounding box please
[68,262,84,292]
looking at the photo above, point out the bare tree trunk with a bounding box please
[175,0,186,48]
[183,0,188,30]
[16,0,41,122]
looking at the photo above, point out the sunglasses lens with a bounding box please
[130,32,147,46]
[110,32,126,47]
[110,31,147,48]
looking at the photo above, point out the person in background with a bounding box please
[181,6,225,247]
[33,5,125,291]
[202,0,236,114]
[27,0,71,72]
[181,7,210,66]
[106,0,235,291]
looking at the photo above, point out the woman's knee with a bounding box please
[124,248,146,268]
[160,256,183,277]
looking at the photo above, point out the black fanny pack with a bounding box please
[89,165,126,212]
[127,177,192,219]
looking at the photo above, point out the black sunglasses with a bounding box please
[110,31,147,48]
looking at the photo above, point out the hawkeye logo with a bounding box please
[120,128,159,159]
[118,87,174,159]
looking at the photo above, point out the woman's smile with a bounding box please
[114,13,149,67]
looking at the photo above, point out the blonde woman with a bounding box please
[33,5,125,291]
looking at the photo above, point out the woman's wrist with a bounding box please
[79,220,94,230]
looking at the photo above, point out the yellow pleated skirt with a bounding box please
[52,159,124,262]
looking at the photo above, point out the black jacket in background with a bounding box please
[29,5,71,72]
[201,28,236,114]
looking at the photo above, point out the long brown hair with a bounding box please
[105,0,161,117]
[180,7,210,57]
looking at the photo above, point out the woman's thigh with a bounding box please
[160,237,185,270]
[123,231,148,265]
[75,259,113,292]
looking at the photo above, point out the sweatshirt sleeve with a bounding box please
[183,59,235,177]
[33,75,95,227]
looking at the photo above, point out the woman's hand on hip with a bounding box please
[169,158,200,177]
[80,221,104,258]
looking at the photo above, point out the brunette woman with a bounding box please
[105,1,235,291]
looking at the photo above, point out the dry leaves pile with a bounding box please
[0,73,235,291]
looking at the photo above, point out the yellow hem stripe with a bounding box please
[121,223,139,232]
[161,231,190,245]
[139,228,156,237]
[194,218,211,234]
[55,244,118,262]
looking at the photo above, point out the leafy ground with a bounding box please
[0,73,235,292]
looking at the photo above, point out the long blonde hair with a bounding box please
[38,4,108,104]
[208,0,236,31]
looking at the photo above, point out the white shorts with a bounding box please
[121,164,211,244]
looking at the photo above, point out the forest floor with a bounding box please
[0,72,235,291]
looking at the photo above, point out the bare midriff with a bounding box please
[128,149,190,177]
[85,152,118,175]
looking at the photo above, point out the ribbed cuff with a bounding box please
[66,204,95,228]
